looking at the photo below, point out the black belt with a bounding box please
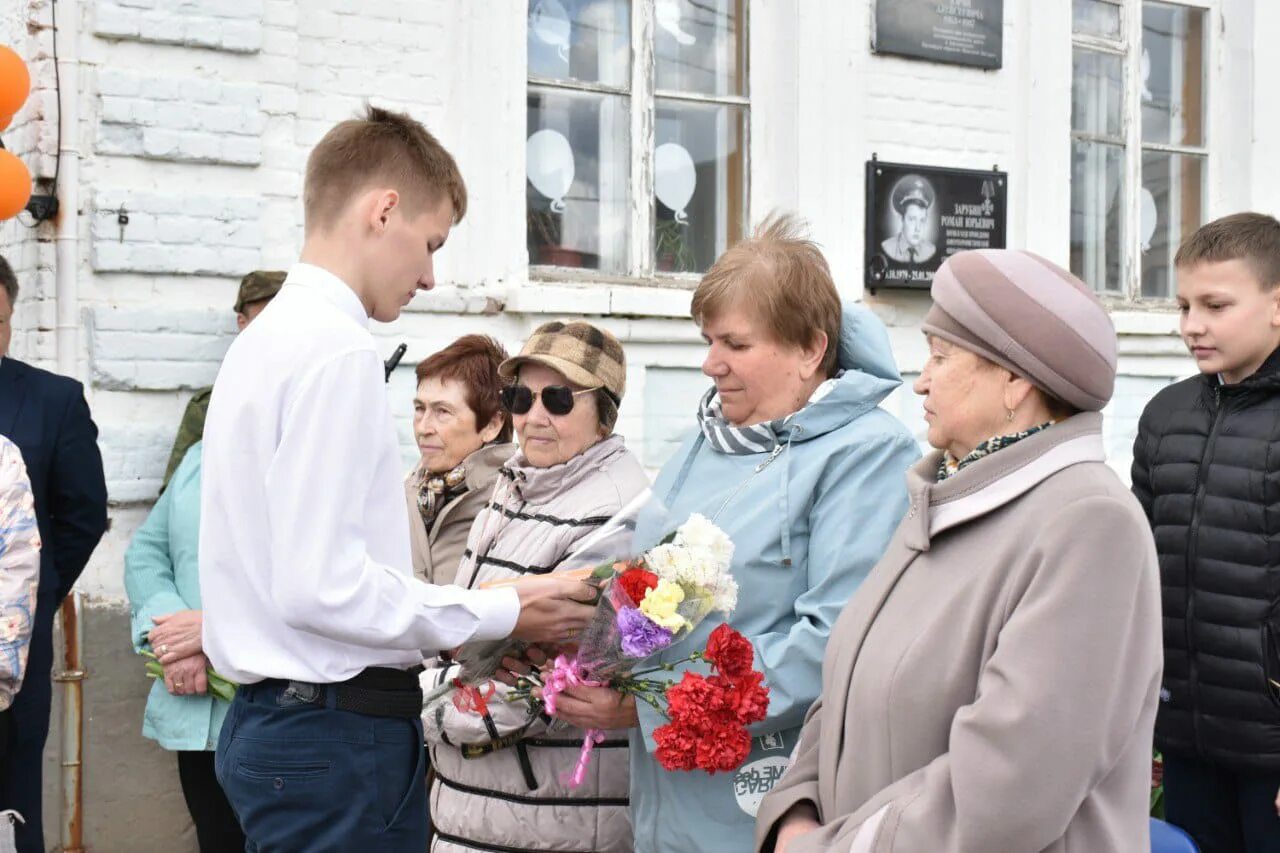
[255,665,424,721]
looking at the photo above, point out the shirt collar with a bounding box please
[285,262,370,327]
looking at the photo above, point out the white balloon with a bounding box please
[655,143,697,223]
[526,129,575,212]
[531,0,571,59]
[1140,187,1158,252]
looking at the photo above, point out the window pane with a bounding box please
[655,0,746,97]
[1073,0,1122,40]
[1141,150,1205,299]
[527,88,629,273]
[1070,140,1126,294]
[653,99,746,273]
[1142,2,1206,146]
[528,0,630,89]
[1072,48,1124,140]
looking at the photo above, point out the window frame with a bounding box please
[527,1,751,287]
[1070,0,1213,305]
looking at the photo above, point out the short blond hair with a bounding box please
[303,105,468,234]
[691,213,842,377]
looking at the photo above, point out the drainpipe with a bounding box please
[49,0,86,850]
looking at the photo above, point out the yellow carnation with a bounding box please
[639,579,687,631]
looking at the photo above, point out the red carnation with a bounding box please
[695,721,752,773]
[665,672,725,724]
[713,671,770,725]
[705,623,755,678]
[654,722,699,771]
[615,568,660,608]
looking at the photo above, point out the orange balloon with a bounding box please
[0,149,32,219]
[0,112,11,133]
[0,46,30,118]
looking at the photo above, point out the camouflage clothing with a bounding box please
[233,270,286,314]
[162,387,211,490]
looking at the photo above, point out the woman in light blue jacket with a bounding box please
[547,215,920,852]
[124,442,243,852]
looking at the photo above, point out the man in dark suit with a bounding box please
[0,255,108,853]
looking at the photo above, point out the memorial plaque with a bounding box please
[873,0,1004,70]
[865,160,1007,291]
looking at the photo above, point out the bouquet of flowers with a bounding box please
[435,512,769,786]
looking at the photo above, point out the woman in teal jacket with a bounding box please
[124,442,243,852]
[547,216,920,852]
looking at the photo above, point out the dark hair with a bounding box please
[0,254,17,307]
[1175,212,1280,291]
[304,104,468,234]
[415,335,512,443]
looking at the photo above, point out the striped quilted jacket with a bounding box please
[424,434,648,853]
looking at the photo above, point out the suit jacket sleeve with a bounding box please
[50,381,108,600]
[785,497,1162,853]
[754,697,826,853]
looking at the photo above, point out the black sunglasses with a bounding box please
[500,384,600,416]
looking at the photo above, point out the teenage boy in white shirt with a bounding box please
[200,105,596,851]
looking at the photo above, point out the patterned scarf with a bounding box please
[695,374,845,456]
[937,421,1056,481]
[415,462,469,529]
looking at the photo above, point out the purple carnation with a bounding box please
[618,607,673,658]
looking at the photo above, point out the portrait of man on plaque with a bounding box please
[880,174,938,264]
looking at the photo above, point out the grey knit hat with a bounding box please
[921,250,1118,412]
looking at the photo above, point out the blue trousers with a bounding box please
[1164,750,1280,853]
[215,681,426,852]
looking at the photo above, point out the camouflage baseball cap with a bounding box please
[233,270,287,314]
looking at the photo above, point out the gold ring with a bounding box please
[175,680,184,688]
[159,644,168,655]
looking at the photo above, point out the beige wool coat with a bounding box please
[756,413,1162,853]
[404,442,513,586]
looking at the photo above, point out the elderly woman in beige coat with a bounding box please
[757,250,1162,853]
[406,335,515,585]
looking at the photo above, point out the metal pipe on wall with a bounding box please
[49,0,86,849]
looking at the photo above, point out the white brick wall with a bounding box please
[89,190,263,274]
[96,69,264,165]
[93,0,264,53]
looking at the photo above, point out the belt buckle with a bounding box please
[280,681,322,707]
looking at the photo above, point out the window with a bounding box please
[1070,0,1208,299]
[526,1,748,278]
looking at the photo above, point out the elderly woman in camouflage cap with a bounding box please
[422,320,648,853]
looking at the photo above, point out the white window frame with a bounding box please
[1071,0,1213,304]
[528,1,751,287]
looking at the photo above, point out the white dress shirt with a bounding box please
[200,263,519,684]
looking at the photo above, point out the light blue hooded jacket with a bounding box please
[628,304,920,853]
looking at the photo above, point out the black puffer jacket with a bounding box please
[1132,348,1280,771]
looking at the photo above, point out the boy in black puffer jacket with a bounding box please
[1132,212,1280,853]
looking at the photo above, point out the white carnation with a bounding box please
[674,514,735,571]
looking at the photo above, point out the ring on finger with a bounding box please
[159,644,168,655]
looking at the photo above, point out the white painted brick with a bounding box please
[94,0,264,53]
[98,71,263,165]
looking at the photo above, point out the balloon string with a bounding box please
[550,198,566,214]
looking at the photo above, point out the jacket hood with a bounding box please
[780,303,903,443]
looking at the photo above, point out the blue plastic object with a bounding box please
[1150,817,1198,853]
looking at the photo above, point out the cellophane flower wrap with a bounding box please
[429,507,770,787]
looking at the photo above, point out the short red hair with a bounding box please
[414,335,512,443]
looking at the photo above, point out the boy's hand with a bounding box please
[510,576,595,644]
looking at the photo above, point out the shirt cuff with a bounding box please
[467,586,520,642]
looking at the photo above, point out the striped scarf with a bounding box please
[696,375,844,455]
